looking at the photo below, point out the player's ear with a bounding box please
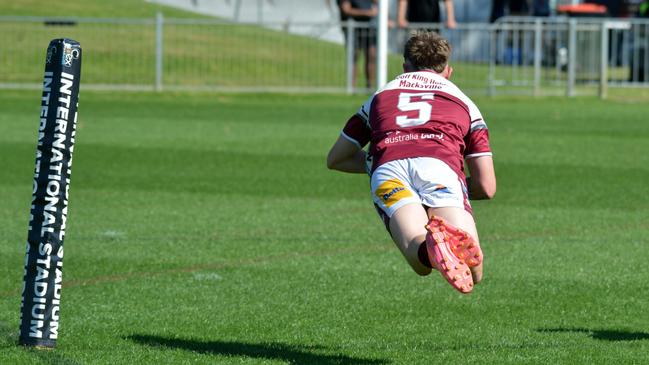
[442,65,453,79]
[403,60,414,72]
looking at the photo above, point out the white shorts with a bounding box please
[370,157,469,218]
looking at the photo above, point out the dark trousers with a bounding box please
[490,0,531,22]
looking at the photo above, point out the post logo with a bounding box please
[375,179,413,207]
[46,46,57,64]
[62,43,80,67]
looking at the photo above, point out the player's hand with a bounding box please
[446,19,457,29]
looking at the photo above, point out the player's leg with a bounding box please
[371,161,433,276]
[408,157,479,292]
[426,206,483,283]
[387,203,433,276]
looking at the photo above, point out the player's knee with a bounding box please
[483,186,496,200]
[470,264,483,284]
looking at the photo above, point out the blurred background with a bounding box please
[1,0,648,97]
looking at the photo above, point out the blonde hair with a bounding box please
[403,31,451,73]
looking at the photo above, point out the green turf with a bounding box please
[0,0,206,18]
[0,89,648,364]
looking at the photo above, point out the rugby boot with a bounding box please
[425,221,474,294]
[426,216,483,268]
[426,216,482,294]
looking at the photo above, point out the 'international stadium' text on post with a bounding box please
[19,38,82,349]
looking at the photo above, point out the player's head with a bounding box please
[403,31,452,78]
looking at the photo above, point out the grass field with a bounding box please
[1,88,648,364]
[0,0,379,90]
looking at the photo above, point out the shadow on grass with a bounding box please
[538,328,649,341]
[128,334,390,365]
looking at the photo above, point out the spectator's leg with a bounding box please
[490,0,507,22]
[366,45,376,89]
[352,48,360,89]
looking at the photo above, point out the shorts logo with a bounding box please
[375,178,413,208]
[433,184,451,195]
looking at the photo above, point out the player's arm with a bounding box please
[329,99,373,174]
[466,155,496,200]
[326,136,367,173]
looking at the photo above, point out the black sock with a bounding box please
[417,241,433,268]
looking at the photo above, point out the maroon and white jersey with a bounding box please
[341,70,492,180]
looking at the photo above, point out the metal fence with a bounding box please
[488,16,649,97]
[0,14,648,96]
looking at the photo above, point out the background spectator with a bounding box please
[588,0,623,17]
[338,0,378,89]
[532,0,550,16]
[490,0,529,22]
[397,0,457,30]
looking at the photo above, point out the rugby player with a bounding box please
[327,31,496,293]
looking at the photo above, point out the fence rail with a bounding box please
[0,14,648,96]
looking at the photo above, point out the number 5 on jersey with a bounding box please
[396,92,435,128]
